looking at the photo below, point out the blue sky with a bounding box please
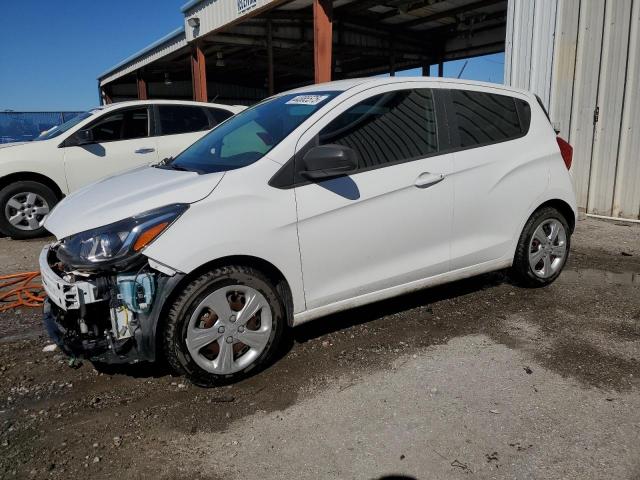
[0,1,503,112]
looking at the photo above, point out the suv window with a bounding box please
[318,89,438,168]
[90,107,149,143]
[158,105,211,135]
[207,107,234,125]
[449,90,529,148]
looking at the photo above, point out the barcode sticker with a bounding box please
[286,95,329,105]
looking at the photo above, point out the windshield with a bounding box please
[169,92,340,173]
[34,110,97,141]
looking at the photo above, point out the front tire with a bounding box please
[512,207,571,287]
[0,181,58,239]
[162,265,286,387]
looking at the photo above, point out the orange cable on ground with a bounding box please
[0,271,45,312]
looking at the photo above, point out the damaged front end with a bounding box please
[39,204,188,364]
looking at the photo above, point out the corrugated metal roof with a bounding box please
[181,0,206,13]
[98,26,186,80]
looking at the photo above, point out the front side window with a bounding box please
[90,107,149,143]
[169,92,339,174]
[450,90,528,148]
[158,105,210,135]
[318,89,438,169]
[35,111,96,141]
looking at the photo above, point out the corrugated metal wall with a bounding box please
[183,0,283,42]
[505,0,640,220]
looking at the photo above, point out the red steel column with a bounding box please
[136,74,148,100]
[313,0,333,84]
[191,44,208,102]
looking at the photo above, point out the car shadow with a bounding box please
[292,269,509,344]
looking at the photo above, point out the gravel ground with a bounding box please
[0,218,638,479]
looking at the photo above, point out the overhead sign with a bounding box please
[237,0,257,15]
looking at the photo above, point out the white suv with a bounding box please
[0,100,244,239]
[40,78,577,387]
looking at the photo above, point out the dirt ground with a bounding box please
[0,218,639,479]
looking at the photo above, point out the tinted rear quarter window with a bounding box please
[158,105,210,135]
[449,90,529,148]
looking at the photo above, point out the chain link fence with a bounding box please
[0,111,83,144]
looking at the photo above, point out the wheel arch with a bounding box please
[534,198,576,233]
[0,171,65,200]
[185,255,295,322]
[151,254,295,361]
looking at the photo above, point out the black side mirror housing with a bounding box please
[72,129,94,146]
[300,144,359,181]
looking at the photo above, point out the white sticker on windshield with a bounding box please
[286,95,329,105]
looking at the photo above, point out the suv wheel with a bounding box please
[162,265,287,387]
[0,181,58,239]
[512,206,571,287]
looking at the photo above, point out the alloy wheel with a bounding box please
[528,218,567,279]
[4,192,50,231]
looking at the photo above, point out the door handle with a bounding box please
[135,147,155,154]
[414,172,445,188]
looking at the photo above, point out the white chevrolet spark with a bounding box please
[40,77,577,386]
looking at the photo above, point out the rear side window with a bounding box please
[207,107,234,125]
[319,89,438,168]
[449,90,529,148]
[158,105,210,135]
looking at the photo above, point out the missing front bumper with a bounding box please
[39,244,187,365]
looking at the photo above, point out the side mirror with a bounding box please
[300,144,359,181]
[72,129,94,146]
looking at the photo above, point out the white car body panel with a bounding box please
[142,157,306,312]
[44,77,577,329]
[292,82,454,309]
[0,100,244,196]
[45,166,224,239]
[63,137,160,191]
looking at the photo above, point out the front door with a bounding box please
[293,86,454,310]
[63,106,158,191]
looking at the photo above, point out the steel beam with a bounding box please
[136,74,148,100]
[313,0,333,83]
[191,43,208,102]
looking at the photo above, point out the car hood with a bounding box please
[45,166,224,239]
[0,141,30,149]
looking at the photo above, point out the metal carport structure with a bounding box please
[98,0,508,105]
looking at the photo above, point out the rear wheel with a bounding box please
[162,265,286,387]
[512,207,571,287]
[0,181,58,239]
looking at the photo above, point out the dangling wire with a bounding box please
[0,271,45,312]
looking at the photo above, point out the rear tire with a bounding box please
[0,181,58,239]
[162,265,287,387]
[511,207,571,287]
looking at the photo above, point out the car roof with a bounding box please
[287,76,533,98]
[99,99,244,112]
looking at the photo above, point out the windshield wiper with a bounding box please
[167,163,192,172]
[152,157,173,167]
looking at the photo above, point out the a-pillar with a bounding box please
[313,0,333,83]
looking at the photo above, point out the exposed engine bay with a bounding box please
[40,243,181,364]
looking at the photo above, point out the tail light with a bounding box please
[556,136,573,170]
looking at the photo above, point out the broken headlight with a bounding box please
[56,204,188,269]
